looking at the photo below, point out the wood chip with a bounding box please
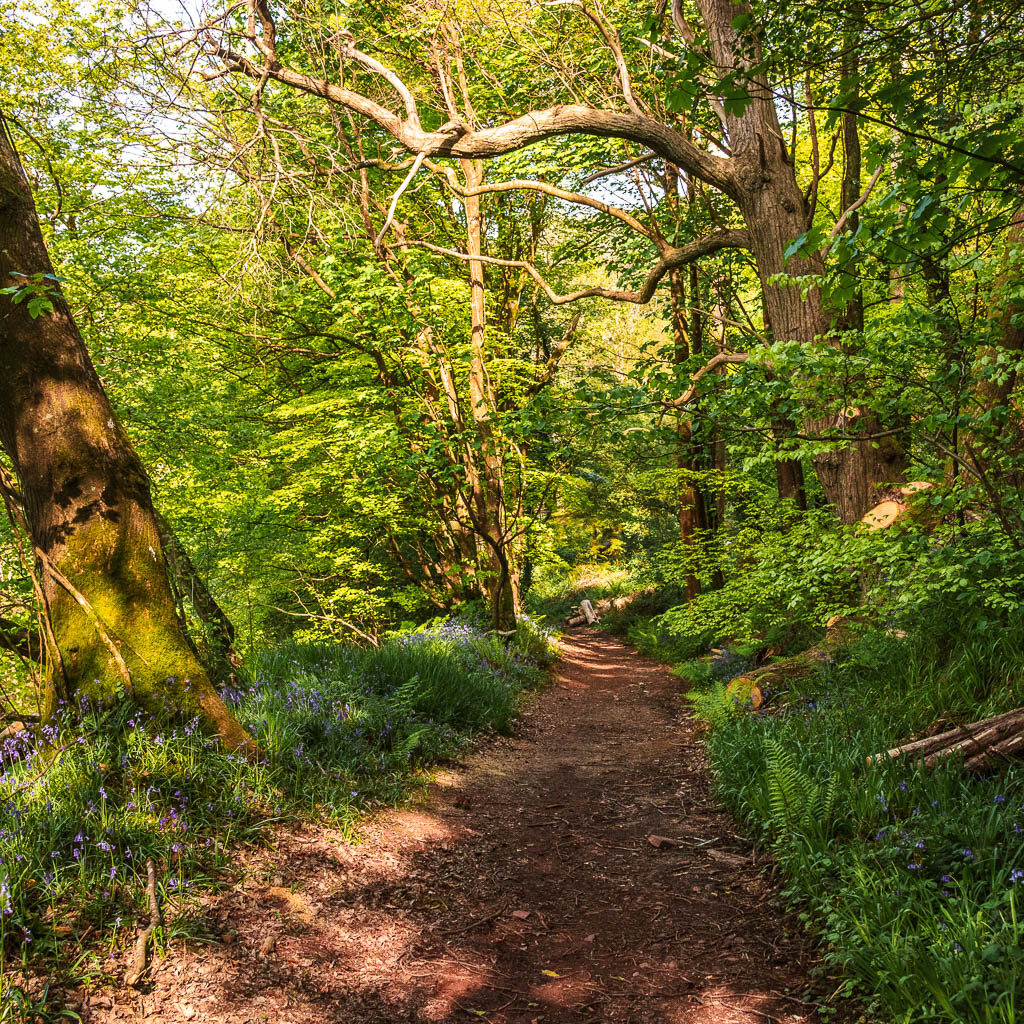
[647,834,685,849]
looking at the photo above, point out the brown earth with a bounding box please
[76,631,838,1024]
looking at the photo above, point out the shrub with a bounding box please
[692,610,1024,1023]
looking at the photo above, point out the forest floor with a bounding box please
[76,631,841,1024]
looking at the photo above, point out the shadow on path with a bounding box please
[86,630,833,1024]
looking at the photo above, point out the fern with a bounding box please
[687,683,743,728]
[762,739,838,841]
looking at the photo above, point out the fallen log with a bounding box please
[580,599,599,625]
[869,707,1024,772]
[724,616,859,708]
[564,587,657,626]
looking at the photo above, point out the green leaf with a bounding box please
[783,233,808,261]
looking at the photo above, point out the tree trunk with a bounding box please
[662,171,703,601]
[0,114,254,753]
[154,510,241,684]
[697,0,905,523]
[773,440,806,509]
[838,13,864,334]
[461,158,516,632]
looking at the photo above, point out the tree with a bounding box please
[197,0,908,522]
[0,114,254,752]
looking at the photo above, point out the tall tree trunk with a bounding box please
[838,13,864,334]
[665,165,702,600]
[0,115,254,752]
[461,158,516,632]
[772,423,807,508]
[977,203,1024,417]
[697,0,905,522]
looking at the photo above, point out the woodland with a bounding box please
[1,0,1024,1020]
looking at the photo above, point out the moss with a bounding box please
[44,508,257,755]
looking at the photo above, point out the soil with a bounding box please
[74,631,840,1024]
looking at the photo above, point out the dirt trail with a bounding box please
[87,631,831,1024]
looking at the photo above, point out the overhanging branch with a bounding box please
[395,228,749,305]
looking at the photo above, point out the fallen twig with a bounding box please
[125,857,161,987]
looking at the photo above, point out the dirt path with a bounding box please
[86,631,831,1024]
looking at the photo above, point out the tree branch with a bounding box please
[425,162,657,240]
[819,162,884,257]
[396,228,749,305]
[210,36,737,195]
[662,351,751,409]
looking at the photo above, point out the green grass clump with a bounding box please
[690,611,1024,1023]
[0,619,549,994]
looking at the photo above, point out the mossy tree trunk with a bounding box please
[0,114,255,753]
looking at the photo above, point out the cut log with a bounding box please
[724,616,858,698]
[859,482,938,532]
[869,706,1024,772]
[580,599,599,625]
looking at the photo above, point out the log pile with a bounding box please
[869,707,1024,772]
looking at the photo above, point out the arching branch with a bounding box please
[395,228,750,305]
[208,15,737,196]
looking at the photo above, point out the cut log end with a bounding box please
[860,500,903,531]
[725,676,763,709]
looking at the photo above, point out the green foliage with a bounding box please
[692,605,1024,1023]
[0,272,63,319]
[0,623,546,985]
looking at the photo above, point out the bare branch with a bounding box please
[425,162,657,241]
[580,151,657,184]
[376,151,426,248]
[395,228,749,305]
[663,351,751,409]
[819,162,884,257]
[210,40,736,195]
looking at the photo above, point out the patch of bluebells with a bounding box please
[0,624,544,954]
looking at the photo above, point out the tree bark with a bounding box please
[0,114,254,753]
[697,0,905,523]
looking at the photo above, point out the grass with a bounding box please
[527,561,633,623]
[687,611,1024,1023]
[0,617,553,1003]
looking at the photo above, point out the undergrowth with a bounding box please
[689,607,1024,1024]
[0,618,552,1000]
